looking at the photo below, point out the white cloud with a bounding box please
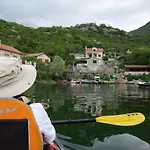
[0,0,149,31]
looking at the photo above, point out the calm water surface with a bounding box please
[27,83,150,150]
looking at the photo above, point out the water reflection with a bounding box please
[73,94,102,116]
[26,83,150,148]
[60,133,150,150]
[27,83,150,114]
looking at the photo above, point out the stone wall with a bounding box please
[76,58,115,74]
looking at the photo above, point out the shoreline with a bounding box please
[36,80,136,85]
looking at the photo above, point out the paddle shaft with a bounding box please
[51,113,145,126]
[52,118,96,125]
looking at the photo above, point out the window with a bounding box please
[93,60,97,63]
[45,59,49,62]
[98,54,101,57]
[4,53,9,56]
[94,54,97,57]
[13,55,17,58]
[38,58,42,61]
[89,54,92,57]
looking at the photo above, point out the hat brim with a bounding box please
[0,65,36,98]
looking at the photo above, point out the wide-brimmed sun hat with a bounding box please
[0,57,37,98]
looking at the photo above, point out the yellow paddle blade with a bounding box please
[96,113,145,126]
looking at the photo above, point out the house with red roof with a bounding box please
[124,65,150,75]
[75,47,106,73]
[25,53,51,63]
[85,47,104,59]
[0,43,22,60]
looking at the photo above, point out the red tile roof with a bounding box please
[124,65,150,68]
[86,47,104,52]
[0,44,22,54]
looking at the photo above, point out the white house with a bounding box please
[70,53,86,59]
[0,44,22,60]
[25,53,51,63]
[76,47,105,72]
[85,47,104,59]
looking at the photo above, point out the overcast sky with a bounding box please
[0,0,149,32]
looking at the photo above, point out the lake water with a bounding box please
[27,83,150,150]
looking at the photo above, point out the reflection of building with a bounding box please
[104,101,119,110]
[85,99,102,116]
[73,94,103,116]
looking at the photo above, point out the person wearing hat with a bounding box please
[0,57,56,148]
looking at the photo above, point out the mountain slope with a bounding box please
[0,19,150,61]
[130,21,150,35]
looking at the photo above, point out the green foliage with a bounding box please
[37,70,49,81]
[22,56,51,81]
[124,49,150,65]
[126,74,150,82]
[1,19,150,65]
[22,56,45,66]
[130,21,150,35]
[100,74,117,81]
[49,55,66,79]
[22,56,37,62]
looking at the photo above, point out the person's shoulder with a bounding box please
[30,103,49,117]
[29,103,44,109]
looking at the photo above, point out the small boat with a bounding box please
[81,79,94,84]
[93,76,104,84]
[136,82,150,88]
[70,79,81,84]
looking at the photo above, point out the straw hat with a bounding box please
[0,57,36,98]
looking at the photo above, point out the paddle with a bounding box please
[51,112,145,126]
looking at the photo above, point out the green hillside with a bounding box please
[130,21,150,35]
[0,19,150,61]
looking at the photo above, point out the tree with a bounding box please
[49,55,66,79]
[1,18,150,66]
[124,50,150,65]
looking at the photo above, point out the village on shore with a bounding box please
[0,42,149,85]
